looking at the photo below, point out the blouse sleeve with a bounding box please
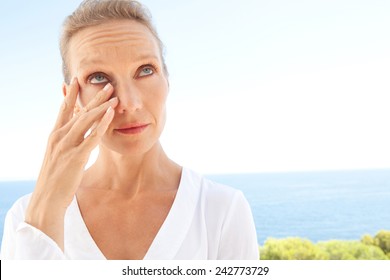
[1,197,66,260]
[217,191,260,260]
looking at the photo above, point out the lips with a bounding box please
[114,123,150,135]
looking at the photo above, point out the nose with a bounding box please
[112,80,143,114]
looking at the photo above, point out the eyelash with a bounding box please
[138,63,158,78]
[87,72,108,84]
[86,63,158,84]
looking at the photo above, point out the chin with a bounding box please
[99,133,161,157]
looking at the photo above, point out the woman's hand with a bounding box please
[25,78,118,251]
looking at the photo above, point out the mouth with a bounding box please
[114,123,150,135]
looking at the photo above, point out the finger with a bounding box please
[54,77,79,130]
[54,81,113,138]
[80,106,115,152]
[79,83,114,114]
[65,97,118,146]
[83,121,98,139]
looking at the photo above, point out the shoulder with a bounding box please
[182,167,249,213]
[182,168,259,259]
[183,167,239,195]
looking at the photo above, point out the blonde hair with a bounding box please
[60,0,167,83]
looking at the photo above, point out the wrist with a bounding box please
[25,190,69,251]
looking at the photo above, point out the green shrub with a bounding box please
[260,237,328,260]
[258,231,390,260]
[361,234,374,246]
[373,230,390,255]
[317,240,388,260]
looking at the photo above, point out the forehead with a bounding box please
[68,20,160,68]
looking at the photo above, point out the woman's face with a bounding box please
[67,20,169,155]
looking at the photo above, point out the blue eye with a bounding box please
[89,73,109,84]
[138,66,154,77]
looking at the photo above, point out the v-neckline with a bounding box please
[69,167,199,260]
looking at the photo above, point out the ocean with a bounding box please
[1,169,389,251]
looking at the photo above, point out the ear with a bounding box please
[62,81,67,97]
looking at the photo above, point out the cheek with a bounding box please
[146,78,169,112]
[155,89,168,117]
[157,97,168,129]
[78,85,98,107]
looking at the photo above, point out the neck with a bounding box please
[82,142,181,196]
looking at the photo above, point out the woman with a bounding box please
[1,0,258,260]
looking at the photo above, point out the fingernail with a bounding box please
[70,77,77,85]
[103,83,112,92]
[109,97,118,105]
[106,106,113,114]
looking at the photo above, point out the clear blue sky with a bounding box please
[0,0,389,180]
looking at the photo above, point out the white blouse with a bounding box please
[1,168,259,260]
